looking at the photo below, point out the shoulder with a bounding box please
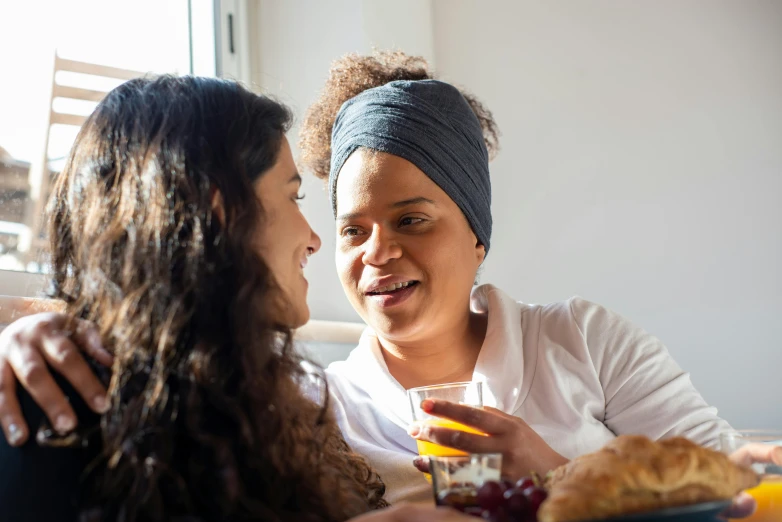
[511,293,639,363]
[519,295,610,322]
[525,295,640,342]
[474,285,595,325]
[508,293,588,331]
[564,297,656,352]
[0,379,100,521]
[565,296,629,328]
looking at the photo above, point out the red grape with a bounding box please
[438,480,548,521]
[477,481,505,511]
[523,486,548,515]
[515,477,535,491]
[500,479,515,492]
[503,488,531,519]
[482,506,511,522]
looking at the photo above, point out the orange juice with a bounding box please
[415,418,486,457]
[731,476,782,522]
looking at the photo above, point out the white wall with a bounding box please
[432,0,782,429]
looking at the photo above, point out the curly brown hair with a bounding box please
[46,75,386,521]
[299,50,500,180]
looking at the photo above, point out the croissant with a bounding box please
[538,435,759,522]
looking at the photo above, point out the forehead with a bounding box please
[335,150,444,211]
[265,137,296,180]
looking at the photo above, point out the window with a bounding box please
[0,0,217,274]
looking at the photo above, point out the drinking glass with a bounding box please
[721,430,782,522]
[407,381,485,458]
[430,453,502,513]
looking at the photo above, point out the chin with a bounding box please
[280,288,310,329]
[366,309,423,342]
[290,303,310,328]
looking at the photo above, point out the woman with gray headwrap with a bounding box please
[298,52,732,504]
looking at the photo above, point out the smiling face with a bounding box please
[254,137,322,327]
[334,149,486,343]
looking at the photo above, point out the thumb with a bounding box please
[730,443,782,467]
[720,492,757,519]
[412,456,431,474]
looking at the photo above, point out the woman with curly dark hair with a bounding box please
[0,75,470,522]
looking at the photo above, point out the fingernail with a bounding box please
[92,395,110,414]
[421,399,434,412]
[55,414,76,433]
[408,424,421,437]
[8,424,24,446]
[89,330,102,348]
[413,456,423,466]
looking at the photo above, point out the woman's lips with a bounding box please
[365,281,419,307]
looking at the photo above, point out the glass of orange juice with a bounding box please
[407,381,486,459]
[721,430,782,522]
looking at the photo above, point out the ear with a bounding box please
[475,237,486,266]
[473,239,486,286]
[210,186,226,225]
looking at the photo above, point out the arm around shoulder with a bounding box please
[0,382,98,521]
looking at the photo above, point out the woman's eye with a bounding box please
[399,217,424,227]
[295,193,306,201]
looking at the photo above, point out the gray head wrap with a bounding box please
[328,79,492,252]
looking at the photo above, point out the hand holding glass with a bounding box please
[407,381,486,458]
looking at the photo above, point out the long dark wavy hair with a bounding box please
[46,75,386,521]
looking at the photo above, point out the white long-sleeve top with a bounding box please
[325,284,731,504]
